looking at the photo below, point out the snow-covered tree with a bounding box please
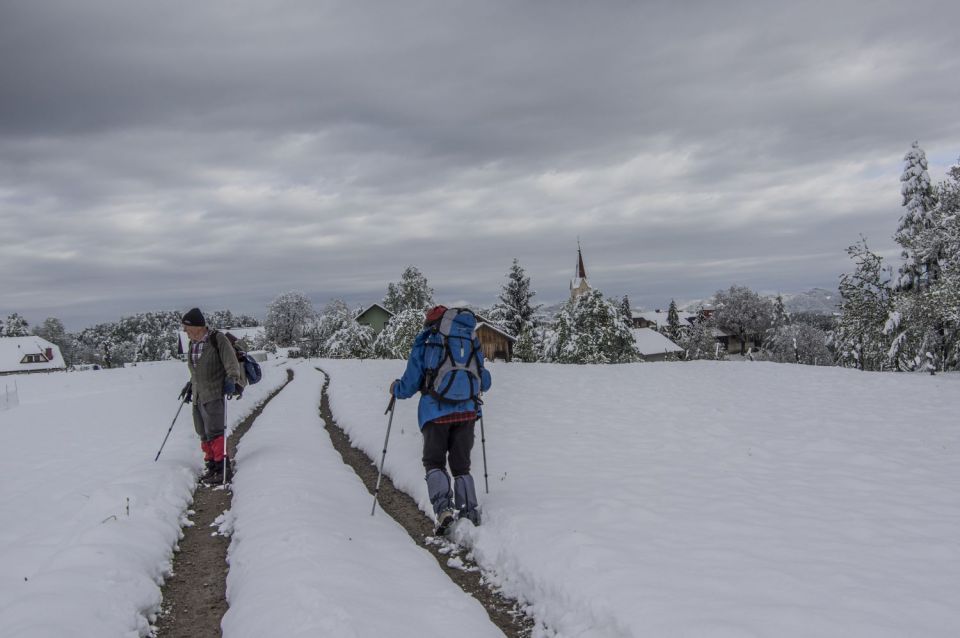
[306,299,373,358]
[383,266,434,313]
[711,286,773,355]
[677,319,724,361]
[895,142,941,291]
[372,308,424,359]
[545,289,638,364]
[491,258,541,338]
[765,323,832,365]
[665,299,681,341]
[835,238,892,370]
[265,291,315,346]
[325,322,374,359]
[3,313,29,337]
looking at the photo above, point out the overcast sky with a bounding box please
[2,0,959,329]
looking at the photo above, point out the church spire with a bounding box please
[570,240,591,301]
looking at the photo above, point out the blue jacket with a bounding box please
[393,329,492,429]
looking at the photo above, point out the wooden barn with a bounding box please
[474,319,516,362]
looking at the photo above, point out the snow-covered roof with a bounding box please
[476,321,516,342]
[356,303,394,320]
[630,328,683,356]
[0,336,66,373]
[631,310,697,327]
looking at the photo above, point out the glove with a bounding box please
[389,380,397,396]
[223,379,243,400]
[179,381,192,403]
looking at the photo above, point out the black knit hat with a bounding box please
[181,308,206,327]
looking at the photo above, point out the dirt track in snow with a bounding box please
[316,367,534,638]
[154,369,293,638]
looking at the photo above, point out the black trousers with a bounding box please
[421,419,475,476]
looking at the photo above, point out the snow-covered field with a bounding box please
[0,359,288,637]
[1,358,958,637]
[321,359,960,637]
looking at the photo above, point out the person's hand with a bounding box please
[224,379,243,400]
[389,380,397,396]
[179,381,192,403]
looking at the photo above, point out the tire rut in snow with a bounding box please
[154,368,294,638]
[316,367,535,638]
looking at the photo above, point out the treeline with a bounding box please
[0,310,258,368]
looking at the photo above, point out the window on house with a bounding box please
[20,353,49,364]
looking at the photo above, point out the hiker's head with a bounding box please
[424,305,448,326]
[182,308,208,340]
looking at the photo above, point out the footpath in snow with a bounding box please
[320,358,960,638]
[221,362,502,637]
[0,359,289,637]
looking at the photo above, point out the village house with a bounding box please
[354,303,394,335]
[0,336,66,375]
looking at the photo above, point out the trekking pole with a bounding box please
[155,397,188,462]
[371,394,397,516]
[479,414,489,494]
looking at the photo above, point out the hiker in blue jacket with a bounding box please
[390,305,492,536]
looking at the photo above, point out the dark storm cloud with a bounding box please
[1,0,959,328]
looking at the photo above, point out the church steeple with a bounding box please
[570,241,591,301]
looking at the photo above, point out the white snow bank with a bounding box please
[320,359,960,638]
[0,359,289,637]
[222,362,501,638]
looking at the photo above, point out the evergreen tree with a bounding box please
[545,289,638,364]
[619,295,632,322]
[835,238,892,370]
[665,299,681,341]
[3,313,29,337]
[491,258,541,337]
[895,141,941,291]
[512,326,540,362]
[265,291,316,347]
[383,266,434,313]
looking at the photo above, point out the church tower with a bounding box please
[570,242,591,301]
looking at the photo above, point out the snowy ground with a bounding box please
[2,358,958,637]
[220,361,501,637]
[320,359,960,638]
[0,359,288,637]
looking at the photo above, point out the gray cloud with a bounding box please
[1,0,959,329]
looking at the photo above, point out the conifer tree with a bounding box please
[665,299,681,340]
[545,289,638,364]
[491,259,540,337]
[896,142,941,290]
[383,266,434,313]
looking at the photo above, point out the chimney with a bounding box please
[45,348,54,361]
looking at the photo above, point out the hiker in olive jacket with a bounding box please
[177,307,245,484]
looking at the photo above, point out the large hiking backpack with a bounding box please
[223,331,263,385]
[422,308,483,406]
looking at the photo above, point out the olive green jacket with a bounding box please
[186,330,245,404]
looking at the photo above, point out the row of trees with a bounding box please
[3,309,258,368]
[836,143,960,372]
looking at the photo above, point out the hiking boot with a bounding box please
[435,509,456,537]
[199,460,218,482]
[459,507,481,526]
[202,459,232,485]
